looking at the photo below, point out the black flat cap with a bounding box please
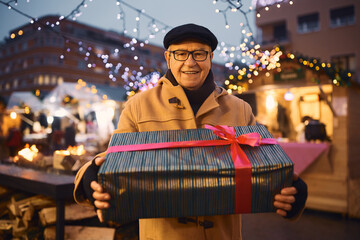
[163,23,218,51]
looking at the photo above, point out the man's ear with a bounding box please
[210,51,214,61]
[164,51,170,68]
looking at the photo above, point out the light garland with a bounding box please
[1,0,166,94]
[124,71,161,97]
[1,0,301,97]
[211,0,295,70]
[224,46,352,94]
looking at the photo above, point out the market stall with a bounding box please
[233,57,360,217]
[42,81,126,152]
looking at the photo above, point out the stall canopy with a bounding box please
[7,91,44,112]
[42,82,126,106]
[42,82,126,143]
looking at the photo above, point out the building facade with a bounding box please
[0,15,229,99]
[254,0,360,218]
[256,0,359,83]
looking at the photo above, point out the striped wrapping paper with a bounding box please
[98,125,294,224]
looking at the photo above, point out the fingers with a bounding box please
[274,186,297,217]
[274,187,296,205]
[91,180,111,209]
[94,156,105,166]
[280,186,297,195]
[94,199,110,209]
[276,209,287,217]
[274,198,293,211]
[90,181,103,192]
[97,209,104,222]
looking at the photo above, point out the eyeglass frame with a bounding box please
[168,50,210,62]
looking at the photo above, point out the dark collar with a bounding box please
[165,69,216,115]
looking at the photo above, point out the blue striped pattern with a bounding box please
[98,125,294,224]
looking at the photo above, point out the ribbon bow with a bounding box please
[204,125,277,213]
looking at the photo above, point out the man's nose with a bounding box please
[184,54,197,65]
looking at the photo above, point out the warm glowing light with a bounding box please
[284,91,294,101]
[10,112,17,119]
[67,145,86,156]
[266,95,277,110]
[47,116,54,124]
[24,106,30,114]
[55,150,70,156]
[18,30,23,35]
[18,144,39,161]
[302,94,319,102]
[10,33,15,39]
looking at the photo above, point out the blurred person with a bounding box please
[64,121,76,148]
[6,126,22,157]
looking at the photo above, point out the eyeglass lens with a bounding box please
[173,50,208,61]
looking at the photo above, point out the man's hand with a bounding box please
[90,157,111,222]
[273,174,299,217]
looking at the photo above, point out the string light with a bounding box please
[2,0,308,96]
[224,45,352,91]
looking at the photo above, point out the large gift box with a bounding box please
[98,125,294,224]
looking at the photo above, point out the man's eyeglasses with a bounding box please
[169,50,209,62]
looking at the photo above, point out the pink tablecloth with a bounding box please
[279,142,330,175]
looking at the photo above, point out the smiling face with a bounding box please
[164,40,213,91]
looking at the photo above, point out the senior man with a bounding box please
[74,23,307,240]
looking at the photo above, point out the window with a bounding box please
[13,79,18,89]
[23,60,28,69]
[23,41,28,50]
[57,76,64,84]
[78,60,86,70]
[52,37,58,46]
[21,79,27,87]
[273,23,287,42]
[330,5,355,27]
[5,63,11,73]
[44,75,50,85]
[298,13,320,33]
[331,54,356,72]
[52,56,58,65]
[51,75,57,84]
[34,57,40,65]
[44,57,49,65]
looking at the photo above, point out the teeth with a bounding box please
[183,71,197,74]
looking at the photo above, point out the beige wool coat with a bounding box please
[74,76,256,240]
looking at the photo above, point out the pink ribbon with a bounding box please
[106,125,277,213]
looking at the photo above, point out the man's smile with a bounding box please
[182,71,200,74]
